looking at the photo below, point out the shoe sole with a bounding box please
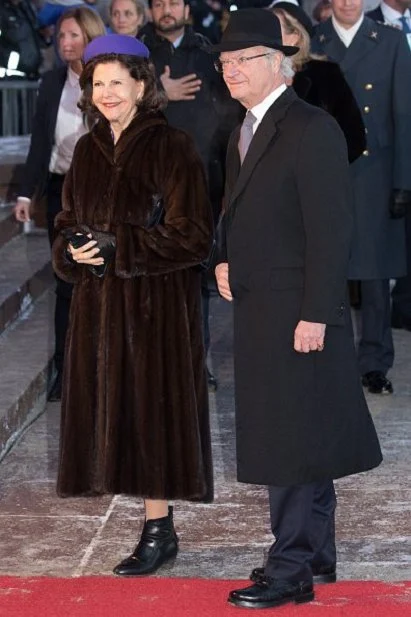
[313,573,337,584]
[228,591,315,609]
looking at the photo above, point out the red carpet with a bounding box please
[0,578,410,616]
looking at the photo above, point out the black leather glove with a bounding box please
[389,189,411,220]
[87,228,116,278]
[61,226,116,277]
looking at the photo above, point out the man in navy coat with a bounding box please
[312,0,411,395]
[367,0,411,333]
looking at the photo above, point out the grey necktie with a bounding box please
[238,111,257,164]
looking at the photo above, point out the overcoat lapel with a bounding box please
[319,17,381,72]
[317,18,347,63]
[87,112,168,223]
[227,88,297,221]
[339,18,381,73]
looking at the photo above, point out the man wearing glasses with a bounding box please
[213,8,382,610]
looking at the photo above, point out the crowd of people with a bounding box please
[5,0,411,610]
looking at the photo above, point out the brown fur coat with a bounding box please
[52,111,214,501]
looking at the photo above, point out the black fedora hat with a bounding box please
[210,8,298,56]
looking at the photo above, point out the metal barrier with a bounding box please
[0,80,39,137]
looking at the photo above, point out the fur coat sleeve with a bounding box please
[114,130,213,277]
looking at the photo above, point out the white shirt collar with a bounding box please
[381,2,411,23]
[249,83,288,133]
[173,33,184,48]
[332,13,364,47]
[67,65,80,87]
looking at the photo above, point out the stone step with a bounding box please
[0,290,54,460]
[0,205,21,250]
[0,231,53,336]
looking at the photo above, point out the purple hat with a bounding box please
[83,34,149,63]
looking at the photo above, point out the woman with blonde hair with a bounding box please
[109,0,146,37]
[272,2,366,163]
[14,6,106,401]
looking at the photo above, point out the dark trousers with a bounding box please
[392,208,411,321]
[46,173,73,373]
[266,481,336,582]
[357,279,394,375]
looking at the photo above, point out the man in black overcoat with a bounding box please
[312,0,411,395]
[213,8,382,610]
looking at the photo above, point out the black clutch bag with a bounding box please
[62,227,116,278]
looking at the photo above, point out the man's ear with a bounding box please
[184,4,190,21]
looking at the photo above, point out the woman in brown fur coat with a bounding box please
[51,34,214,576]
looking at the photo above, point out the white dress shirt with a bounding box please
[49,66,88,175]
[173,33,184,48]
[381,2,411,47]
[250,83,288,134]
[332,14,364,47]
[18,67,87,204]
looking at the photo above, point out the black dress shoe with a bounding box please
[228,578,314,609]
[207,368,218,392]
[250,563,336,585]
[47,372,63,402]
[361,371,393,395]
[113,506,178,576]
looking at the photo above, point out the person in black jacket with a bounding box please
[271,2,366,164]
[139,0,241,390]
[0,0,44,79]
[14,7,106,401]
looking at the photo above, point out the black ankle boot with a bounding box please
[113,506,179,576]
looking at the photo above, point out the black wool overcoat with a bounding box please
[222,88,382,486]
[52,112,214,501]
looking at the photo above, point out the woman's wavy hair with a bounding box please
[79,53,167,119]
[273,8,311,72]
[56,6,106,45]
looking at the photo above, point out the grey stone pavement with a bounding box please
[0,292,410,581]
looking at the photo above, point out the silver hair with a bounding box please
[264,49,295,80]
[279,55,295,80]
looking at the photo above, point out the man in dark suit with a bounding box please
[139,0,241,391]
[312,0,411,395]
[213,8,382,610]
[367,1,411,332]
